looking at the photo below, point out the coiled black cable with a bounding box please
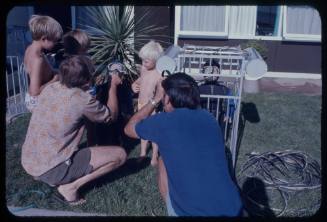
[237,150,321,216]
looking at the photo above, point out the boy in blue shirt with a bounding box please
[124,72,243,216]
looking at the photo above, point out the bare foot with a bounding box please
[57,184,80,202]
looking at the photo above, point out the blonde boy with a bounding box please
[24,15,63,112]
[132,40,163,166]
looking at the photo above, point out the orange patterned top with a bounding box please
[21,81,111,176]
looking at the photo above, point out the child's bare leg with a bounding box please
[157,157,168,202]
[151,142,159,166]
[140,139,148,157]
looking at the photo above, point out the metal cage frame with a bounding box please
[176,44,247,169]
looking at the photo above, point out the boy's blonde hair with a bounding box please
[64,29,90,52]
[138,40,163,61]
[28,15,63,41]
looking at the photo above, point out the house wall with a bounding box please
[134,6,174,55]
[178,38,321,74]
[6,6,33,27]
[6,6,34,57]
[143,6,321,75]
[34,5,72,33]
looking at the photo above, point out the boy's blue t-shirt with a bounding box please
[135,108,243,216]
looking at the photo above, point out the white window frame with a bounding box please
[282,5,321,42]
[227,6,283,41]
[252,5,283,41]
[175,5,321,43]
[71,6,76,29]
[174,5,230,44]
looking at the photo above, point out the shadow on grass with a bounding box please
[79,117,140,156]
[236,102,260,163]
[94,79,138,155]
[226,102,260,178]
[237,102,261,147]
[241,177,275,218]
[79,157,151,195]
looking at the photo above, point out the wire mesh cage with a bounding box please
[176,44,248,169]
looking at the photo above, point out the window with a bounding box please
[283,6,321,41]
[180,6,227,32]
[175,5,321,43]
[229,6,282,40]
[229,6,256,38]
[255,6,280,36]
[175,5,229,42]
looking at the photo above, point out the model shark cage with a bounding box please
[176,44,248,169]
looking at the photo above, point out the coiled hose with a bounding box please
[237,150,321,216]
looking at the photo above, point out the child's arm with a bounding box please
[28,58,43,96]
[39,74,59,92]
[131,77,141,94]
[136,64,142,73]
[29,57,59,95]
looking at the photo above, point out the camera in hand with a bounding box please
[107,61,127,82]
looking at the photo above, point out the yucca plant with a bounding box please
[80,6,169,83]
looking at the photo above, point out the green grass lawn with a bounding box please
[234,93,321,217]
[6,92,321,217]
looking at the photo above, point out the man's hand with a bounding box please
[131,81,140,93]
[95,74,106,86]
[110,73,122,88]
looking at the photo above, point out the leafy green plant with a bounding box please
[241,40,268,60]
[80,6,169,82]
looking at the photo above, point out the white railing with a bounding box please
[177,45,246,170]
[6,56,29,123]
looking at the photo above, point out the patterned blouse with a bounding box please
[21,81,112,176]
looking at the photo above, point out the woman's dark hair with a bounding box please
[162,72,200,109]
[59,55,94,88]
